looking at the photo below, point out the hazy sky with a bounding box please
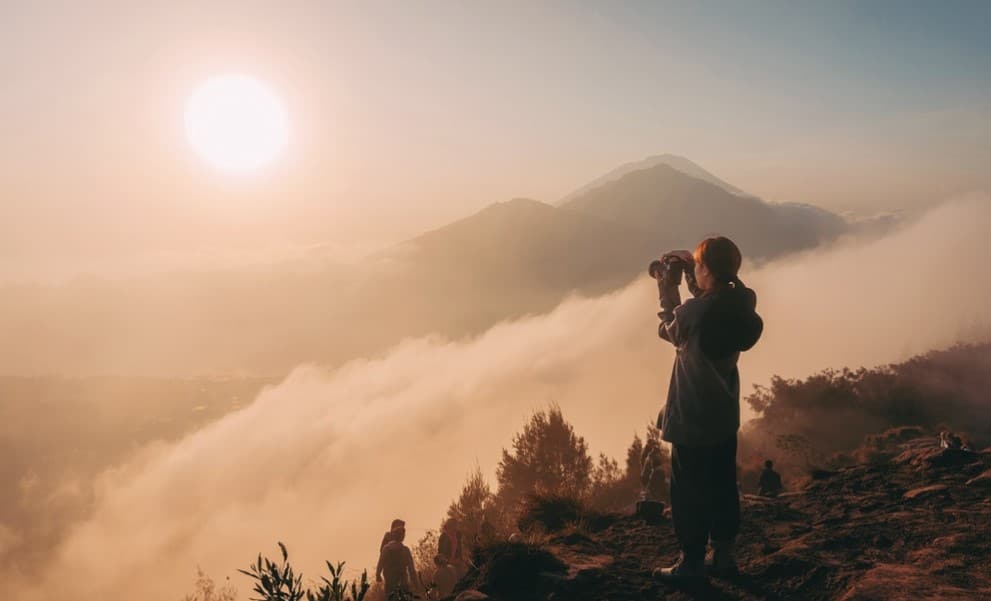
[2,1,989,279]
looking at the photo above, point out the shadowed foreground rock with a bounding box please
[452,439,991,600]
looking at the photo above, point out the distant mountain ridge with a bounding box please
[561,162,848,259]
[0,156,851,376]
[385,197,656,288]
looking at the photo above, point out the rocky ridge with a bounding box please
[453,438,991,600]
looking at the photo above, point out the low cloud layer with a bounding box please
[15,197,991,600]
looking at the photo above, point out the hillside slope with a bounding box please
[381,197,656,297]
[352,198,661,351]
[454,439,991,600]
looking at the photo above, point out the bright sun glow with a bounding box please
[185,74,288,173]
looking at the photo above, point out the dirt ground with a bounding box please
[456,439,991,600]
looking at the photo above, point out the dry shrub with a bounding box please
[517,493,583,533]
[465,541,567,599]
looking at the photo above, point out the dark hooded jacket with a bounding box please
[657,277,762,446]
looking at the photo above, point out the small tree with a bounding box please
[586,452,628,511]
[625,435,643,484]
[411,529,439,592]
[447,466,498,543]
[591,453,621,489]
[495,406,593,512]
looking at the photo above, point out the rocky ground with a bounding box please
[453,438,991,600]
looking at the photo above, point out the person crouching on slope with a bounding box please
[651,236,763,582]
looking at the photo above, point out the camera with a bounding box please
[648,254,688,285]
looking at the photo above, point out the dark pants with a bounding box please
[670,435,740,561]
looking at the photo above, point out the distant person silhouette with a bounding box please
[651,236,763,582]
[758,460,784,497]
[641,444,666,502]
[433,555,457,598]
[939,430,970,451]
[380,518,406,552]
[376,525,419,598]
[438,518,466,575]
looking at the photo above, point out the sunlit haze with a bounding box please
[185,74,288,173]
[1,3,990,601]
[2,2,990,281]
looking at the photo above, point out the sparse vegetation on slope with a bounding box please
[237,341,991,600]
[450,438,991,601]
[739,342,991,488]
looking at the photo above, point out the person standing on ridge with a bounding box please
[376,525,419,598]
[380,518,405,552]
[649,236,763,582]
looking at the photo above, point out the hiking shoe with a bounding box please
[706,540,739,577]
[653,554,705,583]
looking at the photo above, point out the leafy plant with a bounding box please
[411,529,440,589]
[239,543,305,601]
[240,543,369,601]
[306,561,369,601]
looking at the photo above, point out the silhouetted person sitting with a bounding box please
[758,460,783,497]
[376,526,419,598]
[380,518,406,552]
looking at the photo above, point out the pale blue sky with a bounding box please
[1,1,989,279]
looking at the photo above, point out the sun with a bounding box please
[184,74,288,173]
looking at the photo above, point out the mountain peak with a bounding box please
[485,197,551,212]
[561,154,752,203]
[559,160,847,259]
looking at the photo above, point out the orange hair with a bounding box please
[693,236,742,283]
